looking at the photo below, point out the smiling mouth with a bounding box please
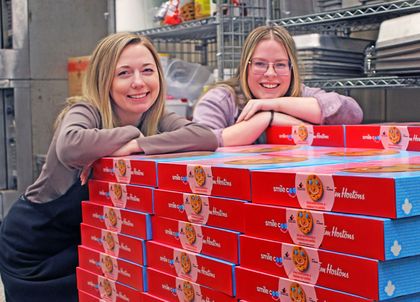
[260,83,280,89]
[128,92,149,99]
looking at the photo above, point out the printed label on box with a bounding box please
[103,207,122,232]
[287,208,325,248]
[109,182,127,208]
[282,244,320,284]
[101,230,120,257]
[98,275,117,301]
[100,253,119,280]
[113,158,132,183]
[295,173,335,211]
[292,125,314,145]
[184,193,210,224]
[176,278,201,302]
[187,165,213,195]
[278,279,317,302]
[174,250,199,281]
[179,221,204,253]
[380,126,410,150]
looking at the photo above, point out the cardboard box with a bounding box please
[236,266,372,302]
[78,245,146,291]
[88,179,154,213]
[68,56,89,97]
[80,223,146,265]
[266,125,345,147]
[157,154,345,201]
[243,203,420,260]
[76,267,143,301]
[146,240,235,296]
[92,151,237,187]
[152,216,240,264]
[239,235,420,300]
[154,189,246,232]
[78,290,101,302]
[346,124,420,151]
[147,267,236,302]
[82,201,152,240]
[251,156,420,218]
[142,293,167,302]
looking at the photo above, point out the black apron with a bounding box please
[0,181,88,301]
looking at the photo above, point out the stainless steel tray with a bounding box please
[294,33,373,53]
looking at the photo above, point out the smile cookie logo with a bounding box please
[182,280,195,302]
[184,223,197,245]
[388,126,402,144]
[180,252,192,274]
[297,125,308,141]
[193,166,206,187]
[292,246,309,272]
[189,194,203,214]
[115,159,127,177]
[296,210,313,235]
[289,282,306,302]
[111,183,123,200]
[306,175,323,201]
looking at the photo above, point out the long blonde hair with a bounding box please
[215,25,301,108]
[56,32,166,136]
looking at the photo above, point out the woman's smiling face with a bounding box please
[247,38,291,99]
[111,43,160,126]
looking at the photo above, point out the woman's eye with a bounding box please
[254,61,267,68]
[275,63,287,69]
[117,70,129,76]
[142,68,155,75]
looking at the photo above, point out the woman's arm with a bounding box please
[236,85,363,125]
[135,111,218,154]
[56,102,142,168]
[237,97,322,124]
[222,111,272,146]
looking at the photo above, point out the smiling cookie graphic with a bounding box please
[292,246,309,272]
[296,210,313,235]
[306,174,323,201]
[290,282,306,302]
[182,280,195,302]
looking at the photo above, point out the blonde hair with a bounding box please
[215,25,301,108]
[56,32,166,136]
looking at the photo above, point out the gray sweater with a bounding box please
[26,102,218,203]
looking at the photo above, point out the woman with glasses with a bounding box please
[193,25,363,146]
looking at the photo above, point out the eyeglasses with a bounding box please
[248,59,291,75]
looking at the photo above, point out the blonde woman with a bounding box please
[0,32,217,301]
[193,25,363,146]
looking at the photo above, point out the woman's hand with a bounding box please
[111,133,144,156]
[236,99,277,123]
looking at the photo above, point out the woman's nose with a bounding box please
[131,71,145,88]
[265,63,277,76]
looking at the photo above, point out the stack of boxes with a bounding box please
[76,123,419,301]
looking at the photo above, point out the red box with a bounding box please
[251,156,420,218]
[78,245,145,290]
[80,223,146,265]
[76,267,142,302]
[88,179,154,213]
[142,293,166,302]
[216,144,302,153]
[266,125,345,147]
[154,189,246,232]
[82,201,152,240]
[240,235,381,299]
[78,290,101,302]
[243,203,420,260]
[92,152,235,187]
[147,267,236,302]
[146,240,235,296]
[236,266,372,302]
[157,154,341,201]
[152,216,240,264]
[346,124,420,151]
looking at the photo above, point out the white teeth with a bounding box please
[261,84,279,89]
[130,93,148,99]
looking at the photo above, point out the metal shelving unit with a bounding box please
[137,0,266,80]
[269,0,420,90]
